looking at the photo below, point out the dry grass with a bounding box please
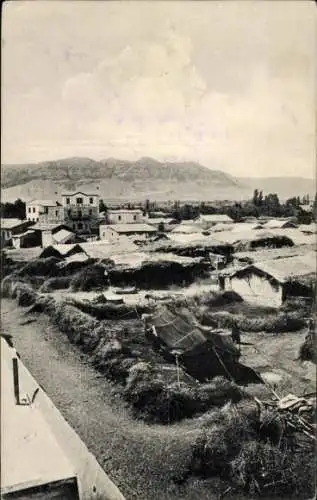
[108,260,209,289]
[69,263,108,292]
[16,256,61,278]
[39,276,72,292]
[199,310,306,333]
[67,296,148,320]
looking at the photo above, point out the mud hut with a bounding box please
[227,253,316,307]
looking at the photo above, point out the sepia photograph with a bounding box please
[1,1,316,499]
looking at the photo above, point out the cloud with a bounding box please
[2,1,315,177]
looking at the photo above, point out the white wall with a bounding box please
[99,225,120,242]
[26,203,41,222]
[42,230,55,248]
[228,273,282,308]
[107,210,142,224]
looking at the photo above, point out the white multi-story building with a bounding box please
[61,192,100,233]
[26,200,64,224]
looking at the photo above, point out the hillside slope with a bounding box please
[1,157,250,202]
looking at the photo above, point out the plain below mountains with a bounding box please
[1,157,314,203]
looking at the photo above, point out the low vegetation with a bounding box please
[2,252,315,498]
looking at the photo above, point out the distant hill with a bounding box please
[238,176,315,201]
[1,157,314,203]
[1,157,250,202]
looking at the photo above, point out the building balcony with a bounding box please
[65,214,98,221]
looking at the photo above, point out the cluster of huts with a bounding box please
[2,202,316,308]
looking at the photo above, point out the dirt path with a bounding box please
[1,299,227,500]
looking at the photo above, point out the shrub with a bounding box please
[191,402,258,476]
[39,276,71,292]
[17,257,61,278]
[67,297,148,320]
[1,274,20,298]
[27,294,56,315]
[201,310,305,333]
[69,264,107,292]
[230,440,315,498]
[124,365,249,424]
[14,283,38,307]
[51,302,102,352]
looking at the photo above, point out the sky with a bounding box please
[1,0,316,177]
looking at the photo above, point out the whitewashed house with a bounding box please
[106,209,143,224]
[196,214,233,230]
[226,253,316,307]
[99,223,157,243]
[26,200,64,224]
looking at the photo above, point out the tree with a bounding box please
[252,189,259,206]
[0,199,26,219]
[99,199,108,213]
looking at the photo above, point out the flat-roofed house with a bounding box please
[99,223,157,242]
[26,200,64,224]
[107,209,143,224]
[196,214,233,230]
[62,192,99,233]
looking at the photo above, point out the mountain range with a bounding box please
[1,157,314,203]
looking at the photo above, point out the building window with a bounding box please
[32,207,36,213]
[78,210,82,218]
[118,215,121,221]
[89,197,93,204]
[133,215,137,221]
[6,231,10,238]
[78,222,83,230]
[55,210,58,216]
[76,197,83,205]
[66,198,70,204]
[44,207,48,214]
[28,207,31,213]
[89,209,92,215]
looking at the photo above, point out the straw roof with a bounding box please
[231,252,316,284]
[81,238,138,259]
[264,219,297,229]
[103,223,157,234]
[235,245,316,263]
[171,223,202,234]
[198,214,233,223]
